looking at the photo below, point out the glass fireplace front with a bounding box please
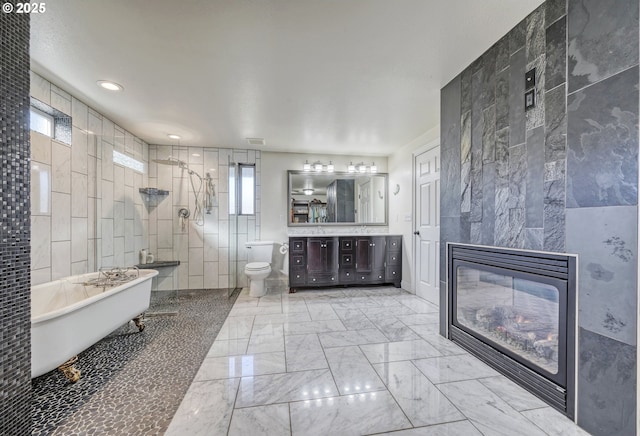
[447,244,576,418]
[455,265,564,379]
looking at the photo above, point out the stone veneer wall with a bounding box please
[440,1,638,435]
[147,146,261,290]
[0,7,32,436]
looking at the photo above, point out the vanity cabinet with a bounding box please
[306,238,338,286]
[288,235,402,292]
[354,236,386,282]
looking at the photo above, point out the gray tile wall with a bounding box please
[0,8,32,436]
[439,1,638,434]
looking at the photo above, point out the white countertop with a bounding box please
[287,233,396,237]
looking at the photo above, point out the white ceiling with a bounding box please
[30,0,543,156]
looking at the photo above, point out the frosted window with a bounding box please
[30,108,53,137]
[229,163,255,215]
[113,150,144,173]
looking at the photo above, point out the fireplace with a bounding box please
[447,243,576,418]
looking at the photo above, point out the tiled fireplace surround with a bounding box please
[440,1,638,435]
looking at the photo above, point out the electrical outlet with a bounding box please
[525,89,536,110]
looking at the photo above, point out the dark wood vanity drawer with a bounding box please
[290,239,306,253]
[307,273,338,286]
[340,238,354,252]
[289,268,306,285]
[291,255,306,267]
[339,269,355,283]
[341,254,353,266]
[387,236,402,252]
[387,251,401,265]
[386,266,401,282]
[356,270,385,283]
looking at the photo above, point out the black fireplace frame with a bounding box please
[447,243,576,419]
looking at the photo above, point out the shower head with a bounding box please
[153,157,181,166]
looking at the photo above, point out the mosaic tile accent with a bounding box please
[0,8,32,436]
[32,288,239,435]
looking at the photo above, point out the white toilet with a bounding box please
[244,241,274,297]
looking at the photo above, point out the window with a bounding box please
[30,98,72,145]
[30,107,53,137]
[229,163,255,215]
[113,150,145,173]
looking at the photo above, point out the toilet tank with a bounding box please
[245,241,274,263]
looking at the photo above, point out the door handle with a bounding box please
[413,231,420,235]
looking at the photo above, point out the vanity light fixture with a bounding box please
[303,160,311,171]
[370,162,377,173]
[97,80,124,92]
[358,163,367,173]
[303,188,314,196]
[348,162,356,173]
[327,161,334,172]
[314,161,323,172]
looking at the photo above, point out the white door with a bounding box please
[414,146,440,305]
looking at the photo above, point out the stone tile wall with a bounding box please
[439,1,638,435]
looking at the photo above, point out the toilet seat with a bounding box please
[245,262,270,271]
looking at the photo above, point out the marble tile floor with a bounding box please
[167,285,591,436]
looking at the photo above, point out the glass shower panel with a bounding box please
[228,158,238,295]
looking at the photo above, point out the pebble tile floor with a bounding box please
[32,288,239,435]
[166,284,592,435]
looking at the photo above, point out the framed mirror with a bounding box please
[288,170,388,226]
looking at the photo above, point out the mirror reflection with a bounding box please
[288,170,388,226]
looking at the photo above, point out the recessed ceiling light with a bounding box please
[97,80,123,91]
[167,134,181,140]
[191,153,200,157]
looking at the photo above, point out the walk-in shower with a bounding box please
[153,157,216,226]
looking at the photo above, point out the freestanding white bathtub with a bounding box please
[31,268,159,381]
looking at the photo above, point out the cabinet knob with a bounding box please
[346,273,350,276]
[392,271,396,275]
